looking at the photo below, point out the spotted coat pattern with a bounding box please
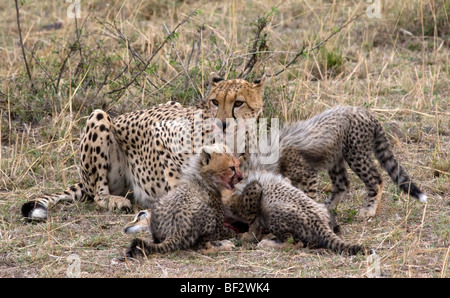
[21,74,266,220]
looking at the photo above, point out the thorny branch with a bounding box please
[235,6,363,80]
[107,9,200,96]
[269,12,365,77]
[100,19,159,89]
[163,23,198,96]
[55,12,91,91]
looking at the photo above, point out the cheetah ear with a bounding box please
[253,74,266,95]
[233,153,245,162]
[200,147,212,166]
[209,72,224,86]
[253,74,266,86]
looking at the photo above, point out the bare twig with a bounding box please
[91,40,115,98]
[55,52,73,90]
[108,9,199,96]
[269,12,364,77]
[210,32,225,63]
[73,15,86,78]
[14,0,36,93]
[25,41,55,88]
[163,23,198,95]
[186,39,196,69]
[100,19,159,89]
[194,25,204,68]
[55,12,91,91]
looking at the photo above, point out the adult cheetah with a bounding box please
[21,74,266,220]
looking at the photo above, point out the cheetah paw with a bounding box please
[200,240,235,254]
[238,232,260,243]
[257,239,304,250]
[108,195,132,211]
[96,195,132,212]
[356,206,377,219]
[216,240,235,251]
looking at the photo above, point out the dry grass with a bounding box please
[0,0,449,278]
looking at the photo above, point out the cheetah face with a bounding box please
[218,156,244,190]
[123,209,151,234]
[200,145,244,190]
[207,73,265,132]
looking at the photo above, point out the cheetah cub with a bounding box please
[126,144,242,258]
[278,106,427,218]
[223,171,365,255]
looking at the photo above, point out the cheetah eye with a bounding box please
[211,99,219,106]
[234,101,244,107]
[229,166,235,172]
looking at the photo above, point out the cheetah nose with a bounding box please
[235,171,243,182]
[222,121,227,132]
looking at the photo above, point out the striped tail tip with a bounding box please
[418,193,428,203]
[21,201,47,221]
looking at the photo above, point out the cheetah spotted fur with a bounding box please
[21,74,266,220]
[126,144,242,257]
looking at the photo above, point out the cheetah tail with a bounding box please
[373,122,427,203]
[126,236,180,258]
[318,229,364,256]
[21,182,86,221]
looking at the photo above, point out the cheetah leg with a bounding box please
[126,236,180,257]
[284,169,318,199]
[345,153,384,219]
[324,158,350,210]
[280,147,319,199]
[357,166,384,219]
[215,224,236,240]
[298,173,319,200]
[358,181,384,219]
[80,110,131,212]
[265,215,306,249]
[238,221,262,243]
[257,233,304,250]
